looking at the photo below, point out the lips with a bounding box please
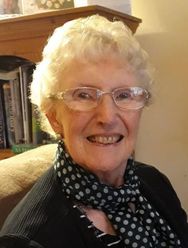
[87,134,123,145]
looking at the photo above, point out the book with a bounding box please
[0,64,31,146]
[19,63,35,144]
[2,82,16,147]
[11,143,38,154]
[0,83,8,148]
[0,58,54,151]
[10,73,24,144]
[0,69,18,148]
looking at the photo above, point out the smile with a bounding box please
[87,135,123,145]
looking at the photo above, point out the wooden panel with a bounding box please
[0,37,47,62]
[0,6,141,62]
[0,149,14,160]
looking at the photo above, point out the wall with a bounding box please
[132,0,188,212]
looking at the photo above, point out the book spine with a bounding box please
[2,82,16,147]
[0,83,8,148]
[11,143,38,154]
[10,74,24,144]
[19,63,35,144]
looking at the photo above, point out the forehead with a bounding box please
[57,58,138,91]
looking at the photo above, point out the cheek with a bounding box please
[55,107,85,139]
[125,111,142,137]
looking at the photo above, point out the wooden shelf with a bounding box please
[0,149,14,160]
[0,5,141,62]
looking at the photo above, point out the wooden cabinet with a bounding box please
[0,6,141,160]
[0,5,141,62]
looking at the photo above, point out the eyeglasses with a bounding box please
[48,86,150,111]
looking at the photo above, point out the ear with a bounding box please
[46,111,63,135]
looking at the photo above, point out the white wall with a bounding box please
[132,0,188,212]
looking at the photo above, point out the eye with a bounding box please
[115,89,132,101]
[72,88,96,101]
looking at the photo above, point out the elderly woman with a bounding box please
[0,15,188,248]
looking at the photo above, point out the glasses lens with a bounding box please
[114,87,148,110]
[54,86,149,111]
[63,87,98,111]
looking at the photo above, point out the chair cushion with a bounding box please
[0,144,57,228]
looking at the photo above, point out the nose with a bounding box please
[95,94,118,126]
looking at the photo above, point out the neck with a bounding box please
[94,168,125,187]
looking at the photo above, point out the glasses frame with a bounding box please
[48,86,150,111]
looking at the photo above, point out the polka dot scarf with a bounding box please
[54,140,181,247]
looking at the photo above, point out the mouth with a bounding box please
[87,134,124,145]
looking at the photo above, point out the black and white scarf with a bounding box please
[54,140,181,247]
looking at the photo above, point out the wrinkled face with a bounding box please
[47,58,143,184]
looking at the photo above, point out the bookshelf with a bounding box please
[0,6,141,160]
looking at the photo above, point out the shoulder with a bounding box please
[134,161,188,247]
[134,160,181,205]
[134,161,172,187]
[134,160,167,178]
[0,166,69,239]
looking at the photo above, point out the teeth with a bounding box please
[88,135,121,144]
